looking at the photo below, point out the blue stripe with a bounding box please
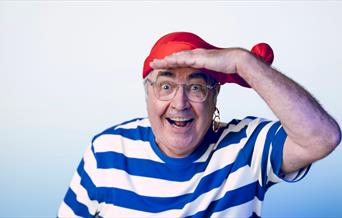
[246,116,257,120]
[269,126,311,184]
[230,116,256,126]
[94,117,249,154]
[261,121,281,188]
[270,126,286,177]
[97,168,264,213]
[95,151,208,181]
[239,121,269,167]
[76,159,101,202]
[229,119,242,126]
[214,125,248,151]
[78,149,265,212]
[265,181,277,191]
[72,117,273,214]
[249,212,261,218]
[291,169,303,181]
[94,122,249,181]
[185,181,263,218]
[267,125,287,189]
[96,165,240,212]
[149,125,225,165]
[92,117,149,142]
[292,165,311,182]
[102,125,154,142]
[63,188,93,218]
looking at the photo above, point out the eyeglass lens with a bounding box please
[153,78,209,102]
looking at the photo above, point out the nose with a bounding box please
[170,86,190,110]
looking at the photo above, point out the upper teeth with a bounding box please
[170,117,192,122]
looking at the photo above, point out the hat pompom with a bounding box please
[251,43,274,65]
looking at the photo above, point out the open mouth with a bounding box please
[166,117,194,128]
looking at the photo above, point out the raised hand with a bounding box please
[149,48,244,75]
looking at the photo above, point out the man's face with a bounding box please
[146,68,218,158]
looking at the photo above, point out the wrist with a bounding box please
[234,48,254,76]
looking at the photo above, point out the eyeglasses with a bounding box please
[146,78,217,103]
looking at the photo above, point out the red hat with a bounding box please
[143,32,274,88]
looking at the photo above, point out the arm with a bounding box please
[150,48,341,174]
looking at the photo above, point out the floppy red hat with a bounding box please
[143,32,274,88]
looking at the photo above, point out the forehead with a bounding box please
[151,68,208,81]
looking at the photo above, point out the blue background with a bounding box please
[1,1,341,217]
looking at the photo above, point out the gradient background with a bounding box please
[1,1,341,217]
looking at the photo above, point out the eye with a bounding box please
[161,82,172,90]
[157,81,175,94]
[189,84,204,92]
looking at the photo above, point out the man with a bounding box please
[58,32,341,217]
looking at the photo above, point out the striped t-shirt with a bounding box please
[58,117,309,218]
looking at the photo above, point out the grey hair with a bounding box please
[143,73,152,100]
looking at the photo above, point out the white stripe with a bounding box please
[79,117,266,216]
[58,201,80,218]
[194,142,216,163]
[211,197,262,218]
[96,165,258,217]
[262,123,305,185]
[98,203,154,218]
[195,118,253,163]
[230,117,254,131]
[84,148,198,197]
[282,167,307,182]
[177,166,257,218]
[93,134,164,163]
[115,118,151,130]
[267,144,283,184]
[69,172,99,216]
[267,125,284,184]
[250,120,274,185]
[85,133,252,197]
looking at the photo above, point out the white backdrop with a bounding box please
[1,1,341,217]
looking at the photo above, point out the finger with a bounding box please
[150,49,206,69]
[164,50,199,68]
[164,55,183,68]
[150,55,185,69]
[150,59,168,69]
[173,50,197,66]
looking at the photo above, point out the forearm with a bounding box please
[236,50,341,157]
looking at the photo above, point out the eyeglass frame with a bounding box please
[145,76,219,103]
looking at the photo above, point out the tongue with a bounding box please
[174,121,187,127]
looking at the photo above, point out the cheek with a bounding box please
[146,96,168,121]
[201,109,213,128]
[195,100,216,127]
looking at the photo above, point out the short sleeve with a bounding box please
[268,126,310,185]
[247,118,310,191]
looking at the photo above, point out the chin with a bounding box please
[167,136,198,154]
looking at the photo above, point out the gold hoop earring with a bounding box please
[212,107,220,132]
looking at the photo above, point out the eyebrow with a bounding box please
[156,70,209,82]
[156,70,175,79]
[188,71,209,82]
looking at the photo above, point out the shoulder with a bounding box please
[92,117,152,143]
[219,116,281,140]
[89,117,154,156]
[223,116,273,131]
